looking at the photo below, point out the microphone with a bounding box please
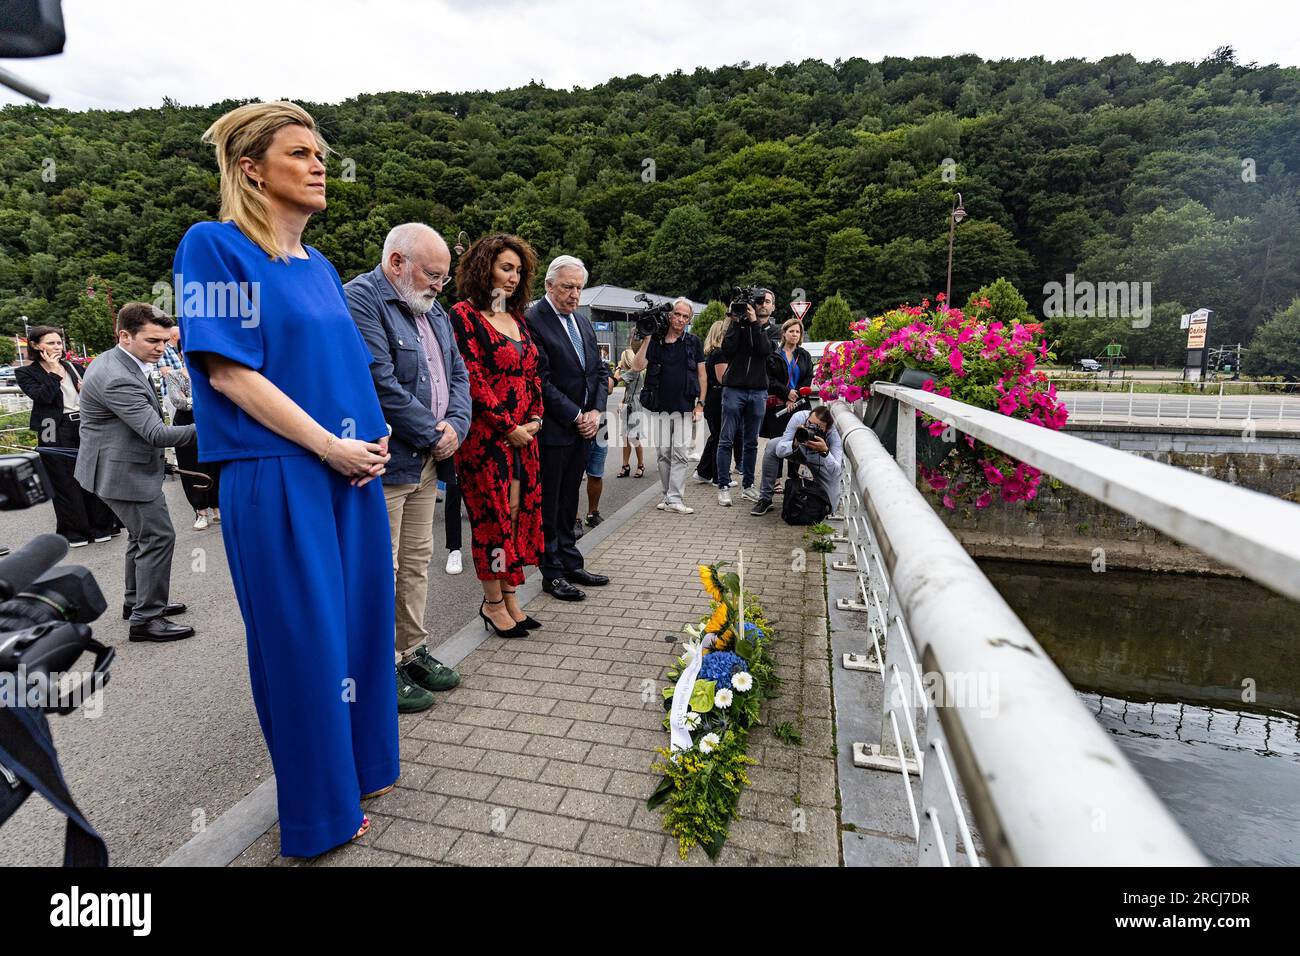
[775,387,820,418]
[0,533,69,601]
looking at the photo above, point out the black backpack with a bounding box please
[781,463,832,525]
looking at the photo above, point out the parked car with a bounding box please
[1074,358,1102,373]
[0,364,17,384]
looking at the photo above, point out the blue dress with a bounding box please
[173,220,398,857]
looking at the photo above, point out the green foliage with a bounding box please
[0,337,16,364]
[966,277,1031,326]
[1244,298,1300,378]
[1,54,1298,363]
[773,722,803,746]
[65,294,115,354]
[808,293,853,341]
[691,300,726,339]
[651,730,755,860]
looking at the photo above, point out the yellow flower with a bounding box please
[698,565,723,603]
[704,603,727,634]
[713,627,733,651]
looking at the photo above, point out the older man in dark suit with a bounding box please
[75,303,196,642]
[526,255,609,601]
[345,223,471,714]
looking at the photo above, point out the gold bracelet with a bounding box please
[320,434,335,461]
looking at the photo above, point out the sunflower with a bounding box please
[703,602,728,635]
[713,627,733,651]
[698,565,723,603]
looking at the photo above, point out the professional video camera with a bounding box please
[727,286,767,321]
[631,292,674,340]
[0,450,112,865]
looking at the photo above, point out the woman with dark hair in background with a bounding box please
[14,326,121,546]
[448,233,545,638]
[761,318,814,491]
[614,333,646,478]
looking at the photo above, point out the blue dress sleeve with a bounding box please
[174,223,265,371]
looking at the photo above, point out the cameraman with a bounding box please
[629,298,706,515]
[749,404,842,517]
[714,293,772,506]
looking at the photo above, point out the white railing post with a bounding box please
[896,398,916,482]
[919,702,959,866]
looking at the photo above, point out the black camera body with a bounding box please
[631,293,675,340]
[795,421,827,446]
[727,286,767,321]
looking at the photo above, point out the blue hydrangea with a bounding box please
[699,651,748,690]
[744,622,763,639]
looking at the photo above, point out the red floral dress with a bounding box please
[449,301,545,583]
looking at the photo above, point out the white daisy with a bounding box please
[699,732,721,754]
[731,672,753,692]
[714,688,734,709]
[684,711,703,731]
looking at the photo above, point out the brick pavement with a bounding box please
[233,475,840,867]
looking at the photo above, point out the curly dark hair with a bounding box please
[454,233,537,313]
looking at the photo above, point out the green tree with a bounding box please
[690,300,725,339]
[808,293,853,341]
[1244,298,1300,379]
[66,294,116,354]
[0,336,16,364]
[965,277,1032,325]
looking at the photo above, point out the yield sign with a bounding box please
[791,300,812,322]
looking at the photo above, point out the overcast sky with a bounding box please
[2,0,1298,111]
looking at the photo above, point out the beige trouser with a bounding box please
[383,453,439,665]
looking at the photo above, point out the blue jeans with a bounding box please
[716,387,766,489]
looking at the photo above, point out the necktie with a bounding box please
[562,313,585,366]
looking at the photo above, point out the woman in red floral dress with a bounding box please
[449,233,545,638]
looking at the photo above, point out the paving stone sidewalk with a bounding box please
[234,476,840,867]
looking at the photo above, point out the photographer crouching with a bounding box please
[749,404,842,524]
[627,297,706,515]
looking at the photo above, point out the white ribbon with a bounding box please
[669,640,704,753]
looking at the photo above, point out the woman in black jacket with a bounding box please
[761,318,814,440]
[14,327,121,546]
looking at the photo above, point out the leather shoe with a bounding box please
[542,578,586,601]
[565,568,609,587]
[129,617,196,642]
[123,602,188,621]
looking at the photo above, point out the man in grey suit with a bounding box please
[345,223,471,714]
[76,302,197,642]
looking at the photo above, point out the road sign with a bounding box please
[791,301,812,322]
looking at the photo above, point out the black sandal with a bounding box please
[633,465,645,478]
[616,464,631,478]
[501,588,543,631]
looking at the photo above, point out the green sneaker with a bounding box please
[405,646,461,692]
[396,665,435,713]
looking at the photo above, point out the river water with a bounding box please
[981,559,1300,867]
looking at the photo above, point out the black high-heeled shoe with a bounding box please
[502,589,542,630]
[480,598,529,638]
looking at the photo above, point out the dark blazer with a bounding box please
[344,265,472,485]
[74,347,194,502]
[762,345,814,438]
[525,296,608,447]
[14,359,82,435]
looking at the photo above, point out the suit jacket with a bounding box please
[525,296,608,448]
[14,359,82,435]
[74,347,195,502]
[343,265,471,484]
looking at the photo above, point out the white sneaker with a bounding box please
[692,473,712,484]
[656,500,667,510]
[445,550,463,575]
[740,486,760,503]
[211,510,221,524]
[193,513,209,530]
[718,488,732,507]
[666,502,695,515]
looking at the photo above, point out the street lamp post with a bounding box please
[946,193,966,306]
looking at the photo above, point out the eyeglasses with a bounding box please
[553,282,584,294]
[420,266,451,287]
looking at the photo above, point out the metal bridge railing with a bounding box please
[824,383,1277,865]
